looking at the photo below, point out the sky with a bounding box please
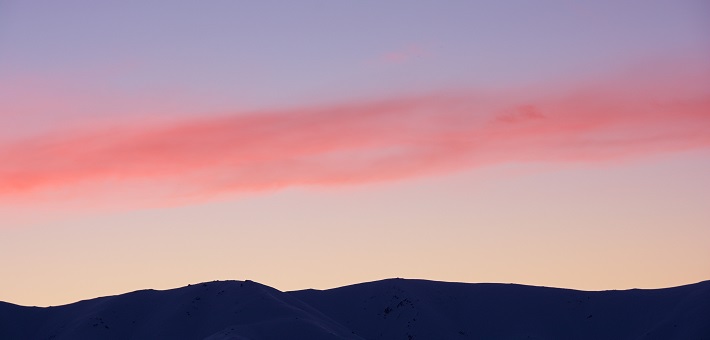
[1,0,709,307]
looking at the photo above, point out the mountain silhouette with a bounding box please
[1,279,708,339]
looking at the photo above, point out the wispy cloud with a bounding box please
[1,63,709,206]
[380,45,425,64]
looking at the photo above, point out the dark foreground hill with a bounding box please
[1,279,708,339]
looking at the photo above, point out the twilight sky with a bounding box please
[1,0,709,307]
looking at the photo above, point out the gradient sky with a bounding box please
[1,0,709,307]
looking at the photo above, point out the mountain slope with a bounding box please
[290,278,710,340]
[0,280,360,340]
[1,279,708,339]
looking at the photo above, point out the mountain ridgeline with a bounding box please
[1,279,708,339]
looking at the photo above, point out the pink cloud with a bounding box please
[1,63,709,206]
